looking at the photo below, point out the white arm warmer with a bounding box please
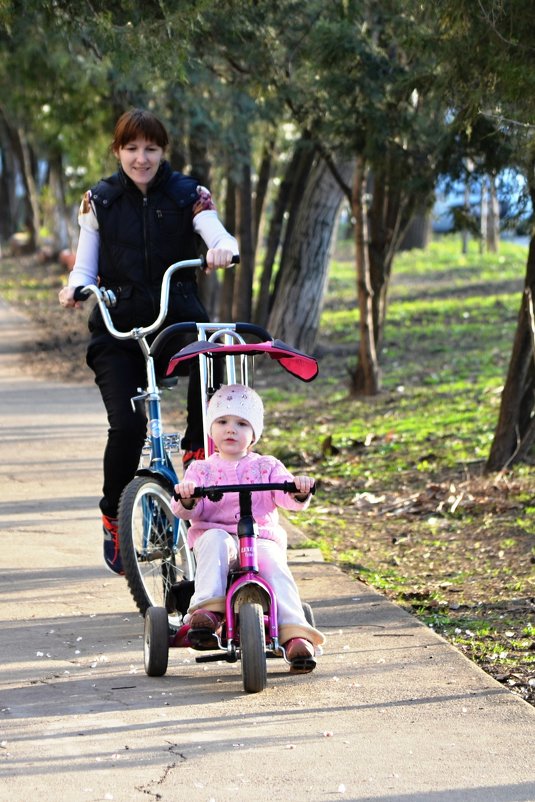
[193,209,239,254]
[68,224,100,288]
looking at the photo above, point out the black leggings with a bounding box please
[87,336,205,518]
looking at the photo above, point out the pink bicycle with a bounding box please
[143,480,317,693]
[142,330,319,693]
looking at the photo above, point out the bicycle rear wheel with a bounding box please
[118,475,195,627]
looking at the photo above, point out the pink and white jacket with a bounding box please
[171,452,311,550]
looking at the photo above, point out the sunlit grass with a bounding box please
[264,234,530,487]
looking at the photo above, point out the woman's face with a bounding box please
[115,136,163,193]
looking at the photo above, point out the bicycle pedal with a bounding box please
[288,656,317,674]
[188,627,218,649]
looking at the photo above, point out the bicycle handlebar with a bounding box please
[72,255,240,341]
[174,481,316,503]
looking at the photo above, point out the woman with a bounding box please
[59,108,238,574]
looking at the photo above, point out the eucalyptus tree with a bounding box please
[240,1,452,392]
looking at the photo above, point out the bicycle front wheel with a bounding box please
[118,475,195,627]
[239,601,267,694]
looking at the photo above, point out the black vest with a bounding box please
[89,162,203,331]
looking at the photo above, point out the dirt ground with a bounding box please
[5,255,535,708]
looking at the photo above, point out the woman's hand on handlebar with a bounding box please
[58,286,81,309]
[292,475,315,501]
[175,479,197,509]
[205,248,237,274]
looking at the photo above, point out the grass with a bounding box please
[260,235,535,704]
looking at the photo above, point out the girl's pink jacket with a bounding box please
[171,452,311,550]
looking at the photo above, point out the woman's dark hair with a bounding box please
[112,108,169,150]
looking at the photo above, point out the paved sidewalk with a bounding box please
[0,299,534,802]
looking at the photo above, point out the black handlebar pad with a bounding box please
[203,254,240,267]
[73,286,91,301]
[174,481,315,503]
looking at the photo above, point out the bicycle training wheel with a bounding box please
[144,606,169,677]
[239,601,267,694]
[118,475,195,628]
[302,601,316,627]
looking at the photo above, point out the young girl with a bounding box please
[171,383,325,673]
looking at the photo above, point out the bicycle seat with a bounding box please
[150,322,200,381]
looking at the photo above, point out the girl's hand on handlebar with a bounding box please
[58,286,81,309]
[175,480,197,509]
[205,248,236,274]
[292,475,315,501]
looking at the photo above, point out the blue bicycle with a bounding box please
[74,256,278,631]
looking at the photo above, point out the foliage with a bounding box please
[260,235,535,704]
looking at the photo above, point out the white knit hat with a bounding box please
[206,384,264,444]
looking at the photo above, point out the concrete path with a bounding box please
[0,300,534,802]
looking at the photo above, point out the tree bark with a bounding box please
[349,154,380,396]
[232,162,255,322]
[486,175,500,253]
[254,137,275,251]
[398,210,431,251]
[367,156,414,355]
[48,152,71,251]
[0,110,40,250]
[218,175,237,322]
[254,136,316,327]
[486,233,535,470]
[0,112,18,245]
[267,155,351,352]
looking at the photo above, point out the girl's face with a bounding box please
[210,415,254,460]
[115,136,163,194]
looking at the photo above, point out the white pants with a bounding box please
[187,528,325,647]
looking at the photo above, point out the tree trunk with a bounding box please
[188,131,211,186]
[232,162,255,322]
[398,210,431,251]
[16,128,40,250]
[349,155,380,396]
[0,111,40,249]
[48,152,71,251]
[218,175,237,322]
[350,144,419,394]
[254,137,275,251]
[254,136,316,327]
[486,233,535,470]
[367,157,414,355]
[266,155,351,352]
[487,176,500,253]
[0,113,18,245]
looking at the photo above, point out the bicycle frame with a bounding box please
[76,258,205,489]
[181,481,312,664]
[224,488,280,652]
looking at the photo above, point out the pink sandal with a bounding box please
[284,637,316,674]
[188,608,223,648]
[189,609,223,631]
